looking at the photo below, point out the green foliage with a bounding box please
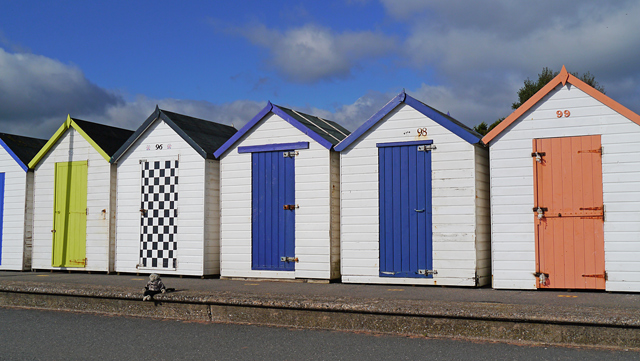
[473,118,504,136]
[511,67,605,110]
[477,67,605,136]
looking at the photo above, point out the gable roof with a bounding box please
[111,107,237,162]
[0,133,47,171]
[482,65,640,144]
[28,115,135,168]
[213,102,350,158]
[334,91,482,152]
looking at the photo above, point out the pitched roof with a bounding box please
[28,115,135,168]
[71,118,135,157]
[482,65,640,144]
[111,107,237,162]
[0,133,47,171]
[214,102,350,158]
[334,91,482,152]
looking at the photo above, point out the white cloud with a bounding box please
[372,0,640,124]
[238,24,396,83]
[0,48,123,126]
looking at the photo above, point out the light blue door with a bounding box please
[378,141,433,278]
[251,151,295,271]
[0,173,4,265]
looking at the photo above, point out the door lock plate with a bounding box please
[280,257,299,263]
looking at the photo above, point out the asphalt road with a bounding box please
[0,307,637,360]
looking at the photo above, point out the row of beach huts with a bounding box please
[1,67,639,292]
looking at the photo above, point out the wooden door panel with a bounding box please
[534,135,605,289]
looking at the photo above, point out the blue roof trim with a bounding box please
[213,102,335,158]
[404,95,481,145]
[213,103,273,158]
[270,105,334,150]
[0,138,27,171]
[238,142,309,154]
[334,91,406,152]
[376,139,433,148]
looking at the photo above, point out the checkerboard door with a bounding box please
[139,159,178,270]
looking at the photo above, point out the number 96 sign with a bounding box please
[416,128,428,136]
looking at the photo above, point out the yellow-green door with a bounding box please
[52,161,87,267]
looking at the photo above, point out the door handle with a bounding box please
[414,209,425,213]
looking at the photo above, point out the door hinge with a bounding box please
[418,269,437,276]
[417,144,436,152]
[69,258,87,266]
[280,257,299,263]
[283,151,298,157]
[578,147,603,155]
[582,271,607,280]
[283,204,298,210]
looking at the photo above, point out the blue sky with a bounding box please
[2,1,640,138]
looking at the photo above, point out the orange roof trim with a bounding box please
[482,65,640,144]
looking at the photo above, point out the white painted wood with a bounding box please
[32,128,113,272]
[115,119,219,276]
[219,113,338,280]
[340,103,489,286]
[489,83,640,291]
[0,147,29,271]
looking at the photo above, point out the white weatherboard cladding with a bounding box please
[0,148,28,270]
[115,120,215,276]
[32,128,113,272]
[490,84,640,292]
[340,104,489,286]
[219,113,338,279]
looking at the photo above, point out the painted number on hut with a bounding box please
[146,144,172,151]
[556,110,571,118]
[417,128,428,136]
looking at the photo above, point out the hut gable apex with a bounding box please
[482,65,640,144]
[0,133,47,171]
[28,115,134,168]
[110,106,237,163]
[213,103,350,158]
[334,91,482,151]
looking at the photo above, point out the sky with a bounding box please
[2,0,640,139]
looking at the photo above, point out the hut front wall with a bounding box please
[340,103,489,286]
[490,84,640,291]
[115,120,209,276]
[220,113,337,279]
[32,128,112,271]
[0,150,28,270]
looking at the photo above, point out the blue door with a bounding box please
[252,151,295,271]
[378,141,433,278]
[0,173,4,265]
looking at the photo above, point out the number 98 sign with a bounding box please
[417,128,428,136]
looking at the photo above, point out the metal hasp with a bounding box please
[280,257,299,263]
[283,151,298,158]
[418,269,437,276]
[417,144,436,152]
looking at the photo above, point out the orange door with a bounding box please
[533,135,605,289]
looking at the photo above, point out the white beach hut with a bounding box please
[29,116,134,272]
[483,66,640,292]
[335,91,490,286]
[214,102,349,281]
[0,133,46,270]
[110,107,236,276]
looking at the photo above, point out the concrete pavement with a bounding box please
[1,270,639,349]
